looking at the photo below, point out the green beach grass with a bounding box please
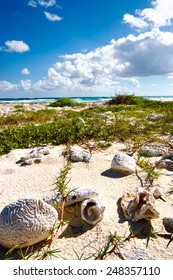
[0,95,172,155]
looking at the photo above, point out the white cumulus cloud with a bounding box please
[123,14,148,29]
[112,28,173,77]
[124,0,173,30]
[44,11,63,21]
[20,80,32,91]
[31,28,173,92]
[2,28,173,93]
[21,68,30,75]
[0,81,19,91]
[0,40,30,53]
[139,0,173,27]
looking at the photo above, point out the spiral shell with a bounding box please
[80,198,105,225]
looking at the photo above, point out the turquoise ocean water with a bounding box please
[0,96,173,104]
[0,96,110,104]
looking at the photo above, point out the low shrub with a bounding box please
[107,94,143,105]
[49,98,85,107]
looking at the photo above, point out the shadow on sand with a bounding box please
[101,168,131,179]
[116,197,154,238]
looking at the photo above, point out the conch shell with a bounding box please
[121,188,160,222]
[81,198,105,225]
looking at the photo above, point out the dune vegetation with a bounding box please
[0,95,172,155]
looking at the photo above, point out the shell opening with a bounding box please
[81,198,105,226]
[83,204,100,222]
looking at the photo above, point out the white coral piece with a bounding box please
[121,188,160,222]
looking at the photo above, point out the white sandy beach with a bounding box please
[0,141,173,260]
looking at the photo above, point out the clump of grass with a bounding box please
[3,235,61,260]
[93,225,163,260]
[49,97,85,107]
[0,109,58,126]
[136,155,161,188]
[107,94,144,105]
[53,161,75,212]
[14,104,26,112]
[106,94,173,109]
[48,161,79,252]
[94,232,125,260]
[54,161,72,192]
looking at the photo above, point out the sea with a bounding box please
[0,96,173,104]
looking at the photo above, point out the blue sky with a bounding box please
[1,0,173,98]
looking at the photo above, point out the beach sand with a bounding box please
[0,142,173,260]
[0,101,101,117]
[0,103,47,116]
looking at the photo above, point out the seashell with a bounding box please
[111,153,136,174]
[0,189,98,248]
[43,188,98,208]
[163,217,173,233]
[80,198,105,225]
[121,188,160,222]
